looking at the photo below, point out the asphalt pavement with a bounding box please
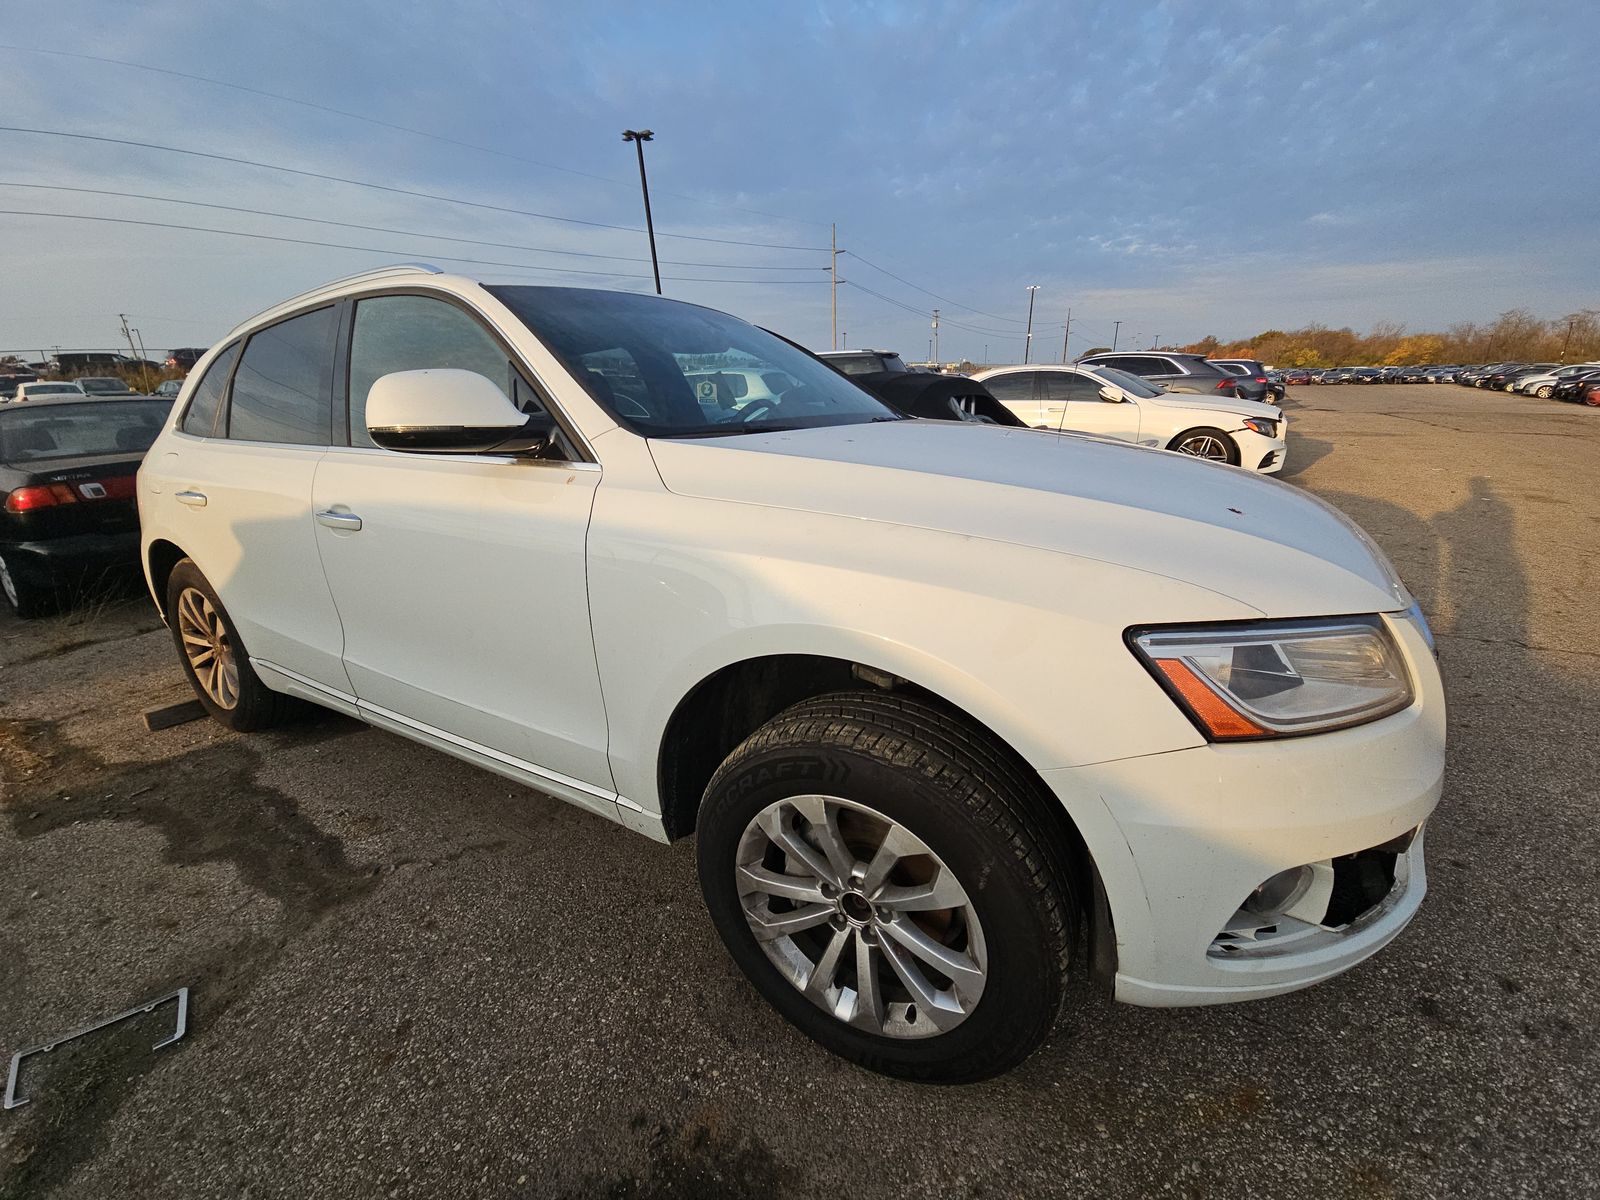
[1,383,1596,1198]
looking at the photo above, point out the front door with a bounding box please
[310,292,614,805]
[1046,371,1142,443]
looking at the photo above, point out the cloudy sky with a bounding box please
[0,0,1594,362]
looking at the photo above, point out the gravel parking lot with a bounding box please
[2,383,1596,1199]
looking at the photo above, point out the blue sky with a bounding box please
[0,0,1594,362]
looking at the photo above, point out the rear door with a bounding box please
[149,306,352,700]
[980,371,1046,426]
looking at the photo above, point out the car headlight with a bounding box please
[1129,616,1414,740]
[1241,417,1279,437]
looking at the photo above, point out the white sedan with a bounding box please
[974,363,1289,474]
[11,380,88,402]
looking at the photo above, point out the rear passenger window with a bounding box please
[179,341,239,437]
[227,307,336,445]
[981,372,1038,404]
[348,295,514,447]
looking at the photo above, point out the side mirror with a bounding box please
[1098,384,1123,403]
[366,369,553,454]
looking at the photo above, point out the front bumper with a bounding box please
[1231,426,1288,475]
[1044,611,1444,1007]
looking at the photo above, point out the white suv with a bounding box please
[138,266,1444,1082]
[975,363,1289,473]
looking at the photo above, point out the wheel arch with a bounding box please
[655,650,1117,987]
[145,538,187,618]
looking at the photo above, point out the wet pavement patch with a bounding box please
[0,715,376,1199]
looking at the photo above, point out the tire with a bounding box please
[0,553,53,619]
[696,691,1078,1084]
[165,558,299,731]
[1535,386,1554,399]
[1169,426,1240,465]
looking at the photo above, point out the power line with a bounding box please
[0,43,831,230]
[0,181,825,271]
[844,282,1025,338]
[843,250,1028,326]
[0,209,830,284]
[0,126,831,251]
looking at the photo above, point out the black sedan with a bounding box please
[1,395,171,617]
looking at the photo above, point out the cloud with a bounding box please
[0,0,1595,358]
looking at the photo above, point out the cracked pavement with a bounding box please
[1,383,1597,1198]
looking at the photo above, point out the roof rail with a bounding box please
[225,263,446,338]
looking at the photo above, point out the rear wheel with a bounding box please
[165,559,298,731]
[1535,385,1554,399]
[1169,426,1239,465]
[0,553,52,619]
[696,691,1078,1083]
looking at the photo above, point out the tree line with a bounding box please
[1173,309,1600,368]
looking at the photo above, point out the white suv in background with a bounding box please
[974,363,1290,473]
[138,265,1442,1082]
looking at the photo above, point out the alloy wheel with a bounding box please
[735,794,988,1039]
[176,586,240,708]
[1175,434,1230,461]
[0,556,18,609]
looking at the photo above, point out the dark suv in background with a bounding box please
[1077,351,1246,399]
[1208,358,1279,404]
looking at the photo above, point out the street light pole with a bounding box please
[1023,285,1040,363]
[622,130,662,295]
[1112,320,1122,350]
[831,223,839,350]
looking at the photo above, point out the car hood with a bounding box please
[1145,393,1281,420]
[648,421,1408,617]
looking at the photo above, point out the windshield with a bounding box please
[23,384,83,395]
[1085,365,1163,399]
[488,287,899,438]
[0,399,170,463]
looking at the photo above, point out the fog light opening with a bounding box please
[1243,865,1314,919]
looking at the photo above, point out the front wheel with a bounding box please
[1535,385,1554,399]
[1169,426,1240,465]
[165,559,299,731]
[696,692,1078,1083]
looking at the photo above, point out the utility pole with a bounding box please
[1060,307,1073,363]
[983,343,988,364]
[1023,285,1040,364]
[118,314,151,392]
[621,130,661,295]
[1112,320,1122,350]
[931,308,940,366]
[131,327,153,393]
[842,331,847,349]
[1560,317,1576,363]
[1152,333,1160,350]
[831,224,839,350]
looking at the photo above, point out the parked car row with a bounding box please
[815,350,1289,473]
[1454,361,1600,402]
[1266,363,1598,404]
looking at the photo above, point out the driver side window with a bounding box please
[1046,373,1106,403]
[348,295,522,448]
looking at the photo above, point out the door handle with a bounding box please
[175,490,208,507]
[315,510,363,532]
